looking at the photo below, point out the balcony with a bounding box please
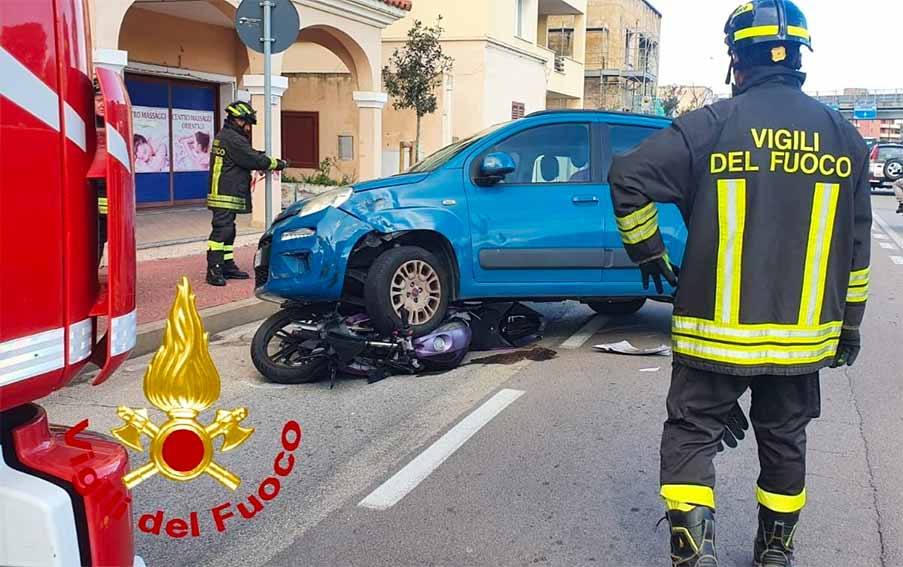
[538,0,586,16]
[539,45,584,100]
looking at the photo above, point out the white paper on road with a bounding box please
[593,340,671,356]
[639,367,661,372]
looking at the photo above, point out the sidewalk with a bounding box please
[130,242,278,356]
[124,206,283,355]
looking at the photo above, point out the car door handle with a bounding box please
[572,195,599,204]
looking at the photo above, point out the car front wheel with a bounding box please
[365,246,450,336]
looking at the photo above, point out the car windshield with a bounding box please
[878,146,903,161]
[408,122,509,173]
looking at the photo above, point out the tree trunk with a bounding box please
[415,113,422,164]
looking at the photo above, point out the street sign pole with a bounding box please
[236,0,299,228]
[262,0,274,230]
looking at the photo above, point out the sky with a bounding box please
[655,0,903,95]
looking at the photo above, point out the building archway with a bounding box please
[280,24,385,183]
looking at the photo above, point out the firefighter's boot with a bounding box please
[206,265,227,287]
[222,262,250,280]
[753,507,798,567]
[667,506,718,567]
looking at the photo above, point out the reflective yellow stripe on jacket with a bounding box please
[847,267,870,304]
[206,151,246,210]
[98,197,108,215]
[616,202,659,245]
[798,183,839,326]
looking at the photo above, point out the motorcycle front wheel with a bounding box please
[251,308,329,384]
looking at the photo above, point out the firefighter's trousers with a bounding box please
[660,363,820,514]
[207,209,238,268]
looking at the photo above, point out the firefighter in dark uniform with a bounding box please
[608,2,871,566]
[206,101,287,286]
[89,78,107,267]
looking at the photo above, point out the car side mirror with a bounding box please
[476,152,516,186]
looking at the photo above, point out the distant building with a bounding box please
[851,119,902,143]
[552,0,661,113]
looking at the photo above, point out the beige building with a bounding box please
[88,0,409,225]
[562,0,661,113]
[378,0,588,173]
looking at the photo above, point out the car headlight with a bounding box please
[298,187,353,217]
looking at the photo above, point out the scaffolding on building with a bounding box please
[585,3,661,114]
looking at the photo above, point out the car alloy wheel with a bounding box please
[390,259,442,326]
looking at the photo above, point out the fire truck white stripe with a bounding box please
[64,102,87,151]
[0,328,66,387]
[68,319,93,364]
[110,309,137,356]
[0,47,60,131]
[106,124,131,173]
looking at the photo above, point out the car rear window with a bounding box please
[878,146,903,161]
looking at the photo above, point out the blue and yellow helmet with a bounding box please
[225,101,258,125]
[725,0,812,52]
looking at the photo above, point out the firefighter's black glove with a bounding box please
[639,256,678,295]
[717,402,749,453]
[274,159,289,171]
[831,328,861,368]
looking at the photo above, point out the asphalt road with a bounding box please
[41,196,903,567]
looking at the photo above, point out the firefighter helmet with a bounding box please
[724,0,812,52]
[225,101,258,125]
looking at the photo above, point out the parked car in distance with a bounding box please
[254,110,686,338]
[869,142,903,193]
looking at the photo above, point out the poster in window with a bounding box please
[131,105,171,173]
[172,109,215,172]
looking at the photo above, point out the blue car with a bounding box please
[252,110,686,380]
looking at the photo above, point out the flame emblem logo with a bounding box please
[112,277,254,490]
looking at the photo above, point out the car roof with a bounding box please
[526,109,671,124]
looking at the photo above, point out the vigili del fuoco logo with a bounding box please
[109,277,302,538]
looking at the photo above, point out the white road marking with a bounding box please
[891,256,903,265]
[359,388,525,510]
[880,242,897,250]
[873,212,903,251]
[560,315,609,350]
[874,233,889,240]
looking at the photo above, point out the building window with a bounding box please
[338,135,354,161]
[282,111,319,169]
[515,0,525,37]
[512,102,526,120]
[548,27,574,57]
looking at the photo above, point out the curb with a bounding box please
[134,298,279,357]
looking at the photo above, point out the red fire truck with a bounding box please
[1,0,139,565]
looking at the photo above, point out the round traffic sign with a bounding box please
[235,0,300,55]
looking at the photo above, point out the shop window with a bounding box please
[282,111,319,169]
[338,135,354,161]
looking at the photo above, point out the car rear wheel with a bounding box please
[251,309,328,384]
[586,298,647,316]
[365,246,450,336]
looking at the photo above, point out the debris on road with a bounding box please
[593,340,672,356]
[639,367,661,372]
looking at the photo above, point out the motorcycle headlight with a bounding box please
[298,187,353,217]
